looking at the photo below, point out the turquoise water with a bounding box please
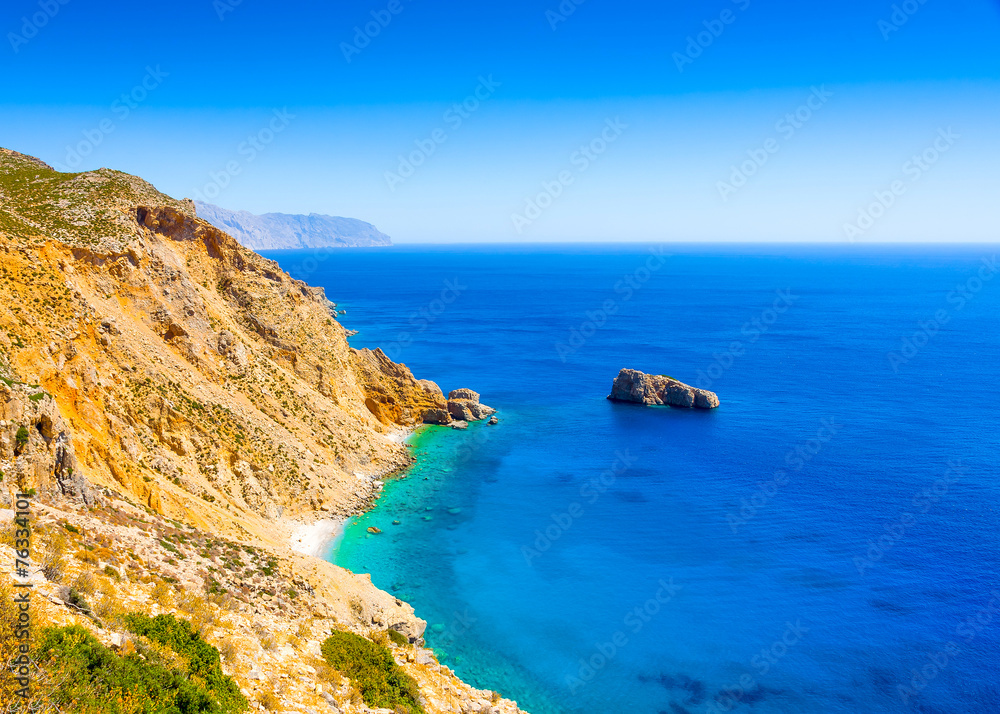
[264,245,1000,714]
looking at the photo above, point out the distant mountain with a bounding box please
[194,201,392,250]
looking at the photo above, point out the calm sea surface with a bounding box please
[264,245,1000,714]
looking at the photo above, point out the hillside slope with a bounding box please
[194,201,392,250]
[0,148,524,714]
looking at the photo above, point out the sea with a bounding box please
[262,244,1000,714]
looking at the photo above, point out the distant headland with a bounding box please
[194,200,392,250]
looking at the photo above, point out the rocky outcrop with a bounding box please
[607,369,720,409]
[447,388,496,423]
[351,348,450,426]
[0,381,98,506]
[350,355,498,428]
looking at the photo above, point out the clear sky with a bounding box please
[2,0,998,242]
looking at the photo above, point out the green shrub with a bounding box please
[123,613,247,713]
[67,587,92,615]
[387,629,409,647]
[15,425,29,448]
[37,625,221,713]
[320,631,423,713]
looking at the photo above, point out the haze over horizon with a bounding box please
[3,0,998,243]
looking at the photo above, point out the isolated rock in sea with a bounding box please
[607,369,720,409]
[488,415,499,425]
[451,421,469,430]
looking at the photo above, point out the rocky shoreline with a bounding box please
[0,147,525,714]
[423,387,497,430]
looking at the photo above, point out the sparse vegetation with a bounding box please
[36,621,247,714]
[321,631,424,714]
[66,587,92,616]
[39,528,69,583]
[123,613,248,713]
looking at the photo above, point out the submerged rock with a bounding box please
[607,369,719,409]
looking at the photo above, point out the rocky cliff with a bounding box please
[0,148,522,714]
[608,369,720,409]
[194,201,392,250]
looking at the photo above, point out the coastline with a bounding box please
[289,518,345,559]
[289,424,423,558]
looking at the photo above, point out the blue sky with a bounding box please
[2,0,999,242]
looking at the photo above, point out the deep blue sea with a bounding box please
[263,245,1000,714]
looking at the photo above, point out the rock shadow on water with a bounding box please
[638,672,706,705]
[701,683,787,711]
[782,566,851,590]
[867,666,898,697]
[613,489,649,503]
[869,597,917,616]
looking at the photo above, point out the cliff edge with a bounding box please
[0,147,524,714]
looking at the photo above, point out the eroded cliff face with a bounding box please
[0,147,529,713]
[0,379,97,507]
[0,149,521,714]
[0,146,442,544]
